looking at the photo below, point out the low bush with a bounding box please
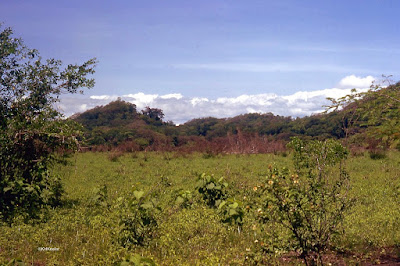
[116,190,160,247]
[196,173,228,208]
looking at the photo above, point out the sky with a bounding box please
[1,0,399,124]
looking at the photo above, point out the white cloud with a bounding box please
[90,95,118,100]
[160,93,183,100]
[59,75,375,125]
[123,92,159,108]
[190,97,209,106]
[283,87,359,104]
[338,75,375,88]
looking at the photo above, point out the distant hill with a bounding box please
[73,100,139,130]
[178,111,345,140]
[72,99,177,150]
[71,98,348,152]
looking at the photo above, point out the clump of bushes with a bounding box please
[257,137,352,265]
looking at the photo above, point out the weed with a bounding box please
[196,173,228,208]
[116,190,160,247]
[369,150,387,160]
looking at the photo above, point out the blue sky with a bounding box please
[1,0,399,123]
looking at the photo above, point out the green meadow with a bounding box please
[1,151,399,265]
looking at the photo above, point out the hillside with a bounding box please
[72,100,177,150]
[72,98,345,152]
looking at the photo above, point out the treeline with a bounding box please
[179,111,344,140]
[72,99,343,153]
[72,81,400,154]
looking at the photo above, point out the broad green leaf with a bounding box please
[133,190,144,200]
[230,202,239,209]
[175,196,184,204]
[206,183,215,189]
[140,202,153,210]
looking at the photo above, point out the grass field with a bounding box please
[1,151,399,265]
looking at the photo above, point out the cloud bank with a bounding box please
[58,75,374,125]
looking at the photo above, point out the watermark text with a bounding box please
[37,247,59,252]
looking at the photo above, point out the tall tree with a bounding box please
[0,25,96,222]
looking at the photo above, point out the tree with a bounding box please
[142,106,164,121]
[326,76,400,149]
[0,25,96,222]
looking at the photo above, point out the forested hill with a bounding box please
[72,100,178,149]
[178,111,344,140]
[71,98,346,150]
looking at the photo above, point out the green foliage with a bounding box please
[360,80,400,144]
[326,78,400,149]
[218,198,245,226]
[117,190,160,247]
[259,138,351,264]
[118,254,156,266]
[0,25,96,222]
[288,137,349,176]
[73,100,178,149]
[88,184,109,208]
[74,97,349,153]
[174,189,193,208]
[196,173,228,208]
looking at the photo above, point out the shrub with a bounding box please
[369,150,386,160]
[116,190,160,247]
[218,198,245,228]
[196,173,228,208]
[258,138,352,265]
[88,184,109,208]
[174,189,194,209]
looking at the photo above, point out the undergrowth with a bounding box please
[0,151,399,265]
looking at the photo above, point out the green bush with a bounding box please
[116,190,160,247]
[174,189,194,208]
[196,173,228,208]
[88,184,109,208]
[258,138,352,265]
[0,25,96,223]
[369,150,387,160]
[218,198,245,227]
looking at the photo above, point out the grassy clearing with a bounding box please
[0,151,399,265]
